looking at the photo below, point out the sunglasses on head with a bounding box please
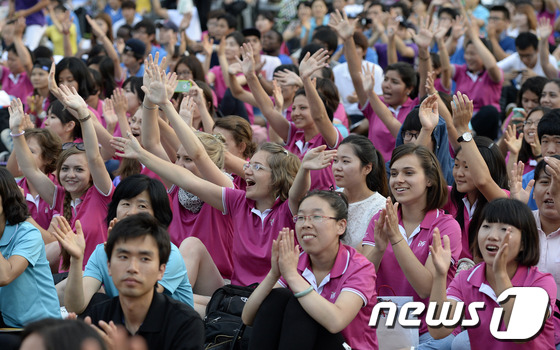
[62,142,85,151]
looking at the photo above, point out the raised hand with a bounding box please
[111,88,128,117]
[429,227,452,277]
[328,10,356,41]
[187,81,206,109]
[451,16,466,40]
[545,156,560,200]
[102,98,118,128]
[384,198,402,244]
[373,208,389,252]
[425,71,437,95]
[274,69,303,88]
[50,217,86,260]
[270,228,287,280]
[503,124,523,155]
[111,132,144,159]
[302,145,337,170]
[179,95,195,126]
[202,34,215,56]
[434,21,450,42]
[86,15,105,38]
[272,80,284,112]
[141,57,169,106]
[228,62,242,75]
[277,228,299,280]
[48,62,63,100]
[451,92,473,133]
[386,17,398,39]
[8,98,25,132]
[537,17,553,41]
[360,64,376,93]
[419,93,439,130]
[413,17,434,49]
[27,95,45,117]
[165,71,178,98]
[237,43,256,75]
[298,48,329,80]
[58,85,89,118]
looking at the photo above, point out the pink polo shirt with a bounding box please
[278,244,378,349]
[1,66,34,104]
[434,78,451,94]
[18,175,61,230]
[209,65,254,124]
[222,187,295,286]
[362,96,419,162]
[284,122,341,191]
[53,184,114,268]
[363,208,461,335]
[452,64,503,112]
[447,263,556,349]
[167,185,234,279]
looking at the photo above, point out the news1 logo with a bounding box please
[369,287,550,340]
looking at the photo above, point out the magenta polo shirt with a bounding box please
[18,175,61,230]
[167,185,234,279]
[53,184,114,268]
[363,208,461,335]
[447,263,556,349]
[209,65,254,124]
[452,64,503,112]
[1,66,34,103]
[222,187,295,286]
[284,122,341,191]
[278,244,378,350]
[361,96,419,162]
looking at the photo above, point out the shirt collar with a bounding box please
[297,244,350,279]
[466,262,529,302]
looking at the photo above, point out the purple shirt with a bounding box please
[279,244,378,350]
[16,0,46,26]
[452,64,503,112]
[448,263,556,349]
[222,187,295,286]
[284,122,341,191]
[362,96,418,162]
[363,208,461,335]
[374,42,418,70]
[167,185,234,279]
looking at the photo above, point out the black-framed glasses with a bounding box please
[402,131,419,141]
[293,215,337,224]
[62,142,85,151]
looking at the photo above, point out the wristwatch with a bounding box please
[457,132,473,143]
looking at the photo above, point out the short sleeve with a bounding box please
[83,245,106,282]
[170,313,205,350]
[362,211,382,246]
[159,246,187,295]
[222,187,247,216]
[446,272,465,303]
[340,256,377,307]
[9,222,43,267]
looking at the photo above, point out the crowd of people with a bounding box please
[2,0,560,349]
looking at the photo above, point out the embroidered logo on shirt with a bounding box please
[330,292,336,300]
[418,241,426,247]
[270,218,275,225]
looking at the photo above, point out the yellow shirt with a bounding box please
[136,0,151,14]
[45,24,78,56]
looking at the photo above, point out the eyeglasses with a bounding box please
[488,16,504,21]
[524,119,540,127]
[293,215,337,224]
[402,131,419,141]
[62,142,85,151]
[243,162,269,172]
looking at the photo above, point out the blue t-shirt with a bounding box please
[0,221,60,327]
[84,243,194,307]
[522,169,538,210]
[337,46,379,65]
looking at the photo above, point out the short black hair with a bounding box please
[538,108,560,141]
[490,5,510,20]
[517,76,548,106]
[515,32,538,50]
[33,46,53,60]
[134,19,156,36]
[0,167,29,224]
[22,318,107,350]
[105,213,171,265]
[438,7,458,19]
[298,190,349,240]
[121,0,136,10]
[217,13,237,29]
[472,198,540,267]
[107,174,173,227]
[55,57,98,100]
[298,43,324,64]
[122,76,145,103]
[312,26,338,53]
[273,64,299,75]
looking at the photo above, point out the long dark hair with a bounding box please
[452,136,509,251]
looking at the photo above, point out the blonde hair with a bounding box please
[195,131,226,169]
[258,143,300,202]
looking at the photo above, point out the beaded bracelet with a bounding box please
[294,285,314,298]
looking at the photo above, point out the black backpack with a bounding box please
[204,284,258,350]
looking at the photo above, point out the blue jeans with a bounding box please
[418,332,455,350]
[451,330,470,350]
